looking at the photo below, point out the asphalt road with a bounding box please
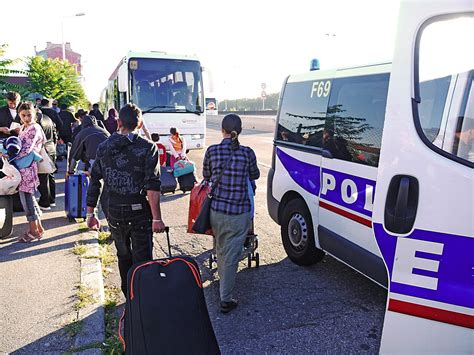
[152,114,387,354]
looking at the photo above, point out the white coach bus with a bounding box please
[267,1,473,352]
[105,51,206,150]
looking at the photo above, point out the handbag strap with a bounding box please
[210,148,235,196]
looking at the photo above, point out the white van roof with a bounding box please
[288,62,392,83]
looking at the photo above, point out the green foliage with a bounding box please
[27,56,87,107]
[0,44,29,105]
[218,92,279,111]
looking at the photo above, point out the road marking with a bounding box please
[262,139,274,144]
[258,162,271,169]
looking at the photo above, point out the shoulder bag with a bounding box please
[191,149,235,234]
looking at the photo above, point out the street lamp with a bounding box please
[61,12,86,61]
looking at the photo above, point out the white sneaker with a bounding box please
[39,206,51,211]
[50,203,56,207]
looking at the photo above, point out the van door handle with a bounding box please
[384,175,419,234]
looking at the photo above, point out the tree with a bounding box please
[27,56,87,107]
[0,44,29,104]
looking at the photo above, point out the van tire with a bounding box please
[281,198,324,266]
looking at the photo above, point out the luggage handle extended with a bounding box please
[164,226,171,257]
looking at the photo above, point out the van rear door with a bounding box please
[372,1,473,353]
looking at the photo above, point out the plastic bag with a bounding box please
[0,157,21,195]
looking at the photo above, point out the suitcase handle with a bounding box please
[165,226,172,257]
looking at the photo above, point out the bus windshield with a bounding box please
[129,58,204,114]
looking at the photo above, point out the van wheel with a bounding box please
[281,199,324,266]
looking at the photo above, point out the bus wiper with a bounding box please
[142,105,176,113]
[184,108,203,116]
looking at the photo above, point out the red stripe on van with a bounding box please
[319,200,372,228]
[388,298,474,329]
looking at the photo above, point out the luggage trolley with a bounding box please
[208,221,260,269]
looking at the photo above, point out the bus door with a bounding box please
[372,1,473,353]
[318,69,390,287]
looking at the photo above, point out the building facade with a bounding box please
[35,42,82,74]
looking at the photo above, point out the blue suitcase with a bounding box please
[65,173,89,221]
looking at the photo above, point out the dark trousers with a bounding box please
[107,202,153,296]
[38,153,56,207]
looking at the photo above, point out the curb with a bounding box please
[74,230,105,352]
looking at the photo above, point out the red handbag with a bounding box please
[187,181,213,236]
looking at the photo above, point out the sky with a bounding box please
[1,0,401,103]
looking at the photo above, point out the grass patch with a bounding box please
[102,286,123,354]
[99,244,117,278]
[78,222,89,233]
[64,319,83,337]
[72,242,87,256]
[98,231,111,245]
[74,285,96,311]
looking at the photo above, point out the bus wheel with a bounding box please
[281,199,324,266]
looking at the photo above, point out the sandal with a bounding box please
[18,233,37,243]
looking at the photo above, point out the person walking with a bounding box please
[202,113,260,313]
[104,108,118,135]
[15,102,45,242]
[86,103,165,296]
[0,91,21,141]
[58,104,76,145]
[89,103,104,124]
[37,106,59,210]
[168,127,186,167]
[67,115,110,175]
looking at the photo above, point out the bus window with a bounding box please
[323,73,389,167]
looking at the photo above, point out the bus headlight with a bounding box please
[191,134,202,140]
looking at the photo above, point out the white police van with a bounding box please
[267,1,473,352]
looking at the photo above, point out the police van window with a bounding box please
[450,71,473,162]
[417,16,473,167]
[276,80,331,148]
[323,73,390,167]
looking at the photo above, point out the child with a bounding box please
[151,133,167,166]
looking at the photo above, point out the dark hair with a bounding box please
[75,109,87,119]
[108,108,117,117]
[40,98,50,107]
[170,127,178,135]
[119,103,141,130]
[6,91,20,102]
[18,101,36,113]
[93,103,99,109]
[222,114,242,150]
[60,104,68,110]
[151,133,160,142]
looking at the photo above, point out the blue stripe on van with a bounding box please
[276,148,320,195]
[374,223,474,310]
[277,147,376,218]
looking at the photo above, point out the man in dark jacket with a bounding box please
[89,103,104,124]
[0,91,21,141]
[59,104,76,144]
[39,98,63,139]
[86,103,165,296]
[68,115,110,174]
[37,109,59,210]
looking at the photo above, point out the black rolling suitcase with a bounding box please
[0,195,13,238]
[177,172,197,193]
[119,227,220,355]
[160,166,177,194]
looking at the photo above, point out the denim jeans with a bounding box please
[19,191,41,222]
[107,202,153,296]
